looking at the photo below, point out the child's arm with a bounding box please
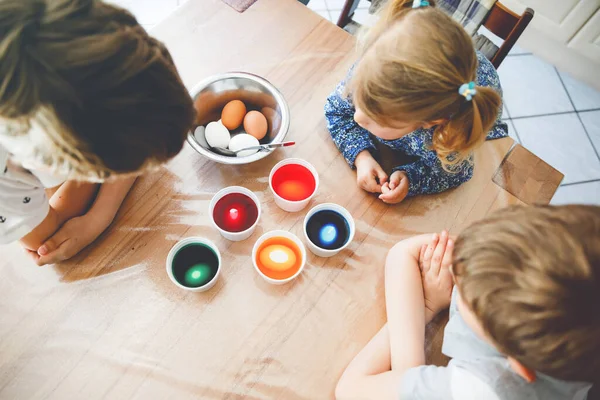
[20,181,99,251]
[336,325,412,400]
[384,234,432,370]
[385,231,454,356]
[324,74,377,168]
[325,76,389,193]
[336,233,454,400]
[31,177,136,265]
[335,235,432,400]
[48,181,99,223]
[391,153,474,199]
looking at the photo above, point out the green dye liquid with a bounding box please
[184,264,212,286]
[172,243,219,288]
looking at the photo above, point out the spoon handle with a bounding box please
[264,141,296,149]
[234,141,296,154]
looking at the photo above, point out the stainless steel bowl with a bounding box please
[187,72,290,165]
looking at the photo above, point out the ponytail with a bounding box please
[380,0,437,22]
[433,86,502,167]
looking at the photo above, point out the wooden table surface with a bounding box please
[0,0,563,399]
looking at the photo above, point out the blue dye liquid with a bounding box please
[319,224,338,245]
[306,210,350,250]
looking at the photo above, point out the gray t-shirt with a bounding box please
[0,120,66,244]
[400,289,592,400]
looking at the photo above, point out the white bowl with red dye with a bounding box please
[209,186,261,241]
[269,158,319,213]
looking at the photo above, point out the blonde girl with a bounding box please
[325,0,507,204]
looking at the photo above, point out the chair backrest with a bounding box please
[437,0,497,36]
[336,0,534,69]
[483,2,534,68]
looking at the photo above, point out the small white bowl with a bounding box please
[303,203,355,258]
[209,186,261,241]
[252,230,306,285]
[166,237,222,292]
[269,158,319,213]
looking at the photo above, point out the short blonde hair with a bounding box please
[453,205,600,382]
[351,0,501,167]
[0,0,196,181]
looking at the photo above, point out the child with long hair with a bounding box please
[0,0,195,264]
[325,0,507,204]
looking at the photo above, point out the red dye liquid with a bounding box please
[213,193,259,233]
[271,164,316,201]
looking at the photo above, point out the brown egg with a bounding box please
[221,100,246,130]
[243,111,268,140]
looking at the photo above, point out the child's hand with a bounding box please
[27,212,111,266]
[419,231,454,323]
[355,151,388,193]
[379,171,409,204]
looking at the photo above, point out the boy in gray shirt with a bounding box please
[335,205,598,400]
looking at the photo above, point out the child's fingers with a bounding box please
[375,167,388,185]
[379,193,394,203]
[360,176,381,193]
[379,186,396,202]
[379,181,408,204]
[381,183,391,194]
[379,190,401,203]
[442,239,454,270]
[422,233,438,271]
[419,244,427,265]
[24,248,41,265]
[431,231,448,275]
[388,172,402,190]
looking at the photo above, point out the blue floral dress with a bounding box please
[324,52,508,197]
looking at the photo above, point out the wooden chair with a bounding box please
[337,0,362,28]
[482,3,534,68]
[335,1,534,69]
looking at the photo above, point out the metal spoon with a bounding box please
[211,141,296,157]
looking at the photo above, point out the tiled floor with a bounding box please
[116,0,600,206]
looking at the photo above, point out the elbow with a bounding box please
[335,376,354,400]
[324,94,336,117]
[386,239,410,261]
[465,166,474,182]
[457,163,474,185]
[448,168,474,191]
[384,240,410,275]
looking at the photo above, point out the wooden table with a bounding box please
[0,0,563,399]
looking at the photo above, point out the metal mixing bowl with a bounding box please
[187,72,290,165]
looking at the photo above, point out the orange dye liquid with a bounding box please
[255,236,303,280]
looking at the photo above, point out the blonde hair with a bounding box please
[0,0,196,181]
[453,205,600,382]
[351,0,501,167]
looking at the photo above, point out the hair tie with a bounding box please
[412,0,430,8]
[459,81,477,101]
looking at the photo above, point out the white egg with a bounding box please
[205,121,230,149]
[228,133,260,157]
[193,126,209,148]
